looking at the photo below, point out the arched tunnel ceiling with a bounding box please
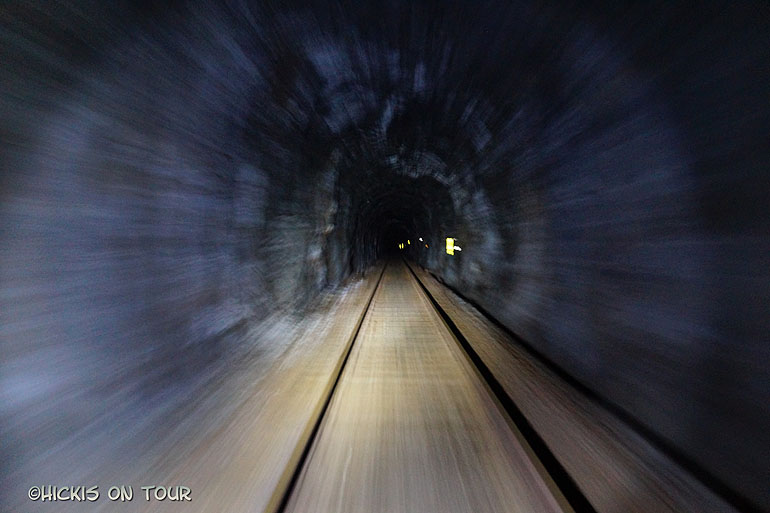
[0,1,769,510]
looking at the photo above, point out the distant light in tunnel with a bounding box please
[407,240,410,245]
[454,246,462,252]
[425,244,429,248]
[418,237,423,242]
[446,238,454,255]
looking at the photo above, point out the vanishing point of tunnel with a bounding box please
[1,1,769,512]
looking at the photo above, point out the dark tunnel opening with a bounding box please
[345,173,458,267]
[1,1,769,511]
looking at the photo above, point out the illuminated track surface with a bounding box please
[133,259,737,513]
[281,261,572,513]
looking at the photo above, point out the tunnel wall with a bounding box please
[0,2,357,486]
[409,6,770,507]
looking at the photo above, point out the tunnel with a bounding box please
[1,1,769,512]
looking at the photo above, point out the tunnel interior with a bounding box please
[1,1,769,511]
[347,173,457,264]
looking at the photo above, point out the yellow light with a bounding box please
[446,238,454,255]
[407,240,410,245]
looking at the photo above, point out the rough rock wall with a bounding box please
[0,2,352,492]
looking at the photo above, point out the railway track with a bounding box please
[134,258,737,513]
[270,260,582,513]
